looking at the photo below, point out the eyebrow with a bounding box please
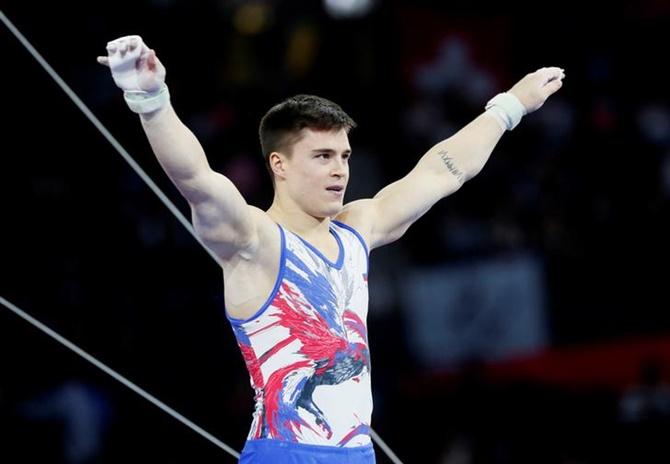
[311,148,352,154]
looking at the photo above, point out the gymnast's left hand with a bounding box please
[508,67,565,114]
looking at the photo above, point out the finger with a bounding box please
[106,42,117,54]
[137,47,150,69]
[147,49,163,71]
[147,49,159,71]
[118,39,128,56]
[539,66,564,84]
[129,36,138,51]
[96,56,110,66]
[542,78,563,97]
[127,35,143,44]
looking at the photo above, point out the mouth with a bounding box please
[325,185,345,197]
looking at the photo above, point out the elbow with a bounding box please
[438,170,466,199]
[463,165,482,183]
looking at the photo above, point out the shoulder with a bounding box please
[334,199,376,251]
[214,206,280,264]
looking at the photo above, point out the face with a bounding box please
[272,128,351,218]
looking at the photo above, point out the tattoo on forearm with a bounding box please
[438,150,465,184]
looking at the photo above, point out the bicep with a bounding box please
[186,170,258,257]
[369,166,462,249]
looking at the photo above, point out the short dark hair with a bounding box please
[259,94,356,179]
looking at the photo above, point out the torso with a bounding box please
[226,217,372,446]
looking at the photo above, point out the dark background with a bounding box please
[2,1,670,463]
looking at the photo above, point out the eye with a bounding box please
[316,153,330,159]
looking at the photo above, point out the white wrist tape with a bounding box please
[123,84,170,114]
[485,92,526,131]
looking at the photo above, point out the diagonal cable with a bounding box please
[0,295,240,459]
[0,8,221,267]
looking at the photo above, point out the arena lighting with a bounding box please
[323,0,374,19]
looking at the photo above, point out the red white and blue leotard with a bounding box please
[228,220,373,461]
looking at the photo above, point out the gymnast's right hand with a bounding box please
[97,35,165,93]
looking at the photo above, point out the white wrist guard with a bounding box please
[123,84,170,114]
[485,92,526,131]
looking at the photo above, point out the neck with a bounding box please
[267,195,332,237]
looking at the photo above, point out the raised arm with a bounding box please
[98,36,261,259]
[339,67,565,250]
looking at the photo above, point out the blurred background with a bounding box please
[2,1,670,462]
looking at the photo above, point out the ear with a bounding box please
[269,151,287,179]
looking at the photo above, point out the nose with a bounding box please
[331,157,348,178]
